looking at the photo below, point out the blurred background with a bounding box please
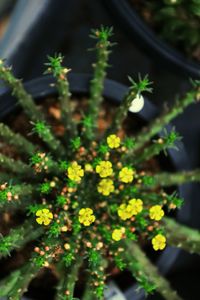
[0,0,200,299]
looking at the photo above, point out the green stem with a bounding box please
[152,169,200,187]
[0,235,58,299]
[45,55,78,144]
[0,62,44,122]
[57,74,77,140]
[0,153,33,176]
[108,90,138,134]
[85,27,112,140]
[0,184,35,209]
[0,219,44,258]
[0,123,36,155]
[0,172,18,183]
[0,61,65,158]
[124,240,182,300]
[164,217,200,254]
[133,133,178,165]
[131,89,198,153]
[0,260,40,300]
[82,278,94,300]
[55,257,83,300]
[33,121,65,158]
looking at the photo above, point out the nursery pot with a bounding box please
[0,74,194,300]
[103,0,200,79]
[0,0,77,79]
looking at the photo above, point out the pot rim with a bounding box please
[103,0,200,79]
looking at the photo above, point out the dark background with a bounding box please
[0,0,200,299]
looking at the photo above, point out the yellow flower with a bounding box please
[78,208,95,226]
[107,134,121,149]
[118,199,143,220]
[67,161,84,182]
[128,198,143,215]
[152,234,166,251]
[97,179,114,196]
[119,167,134,183]
[118,203,132,220]
[112,227,125,241]
[36,208,53,226]
[84,163,93,172]
[96,161,113,178]
[149,205,164,221]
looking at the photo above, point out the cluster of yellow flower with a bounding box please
[35,205,166,250]
[35,133,167,252]
[118,199,143,220]
[96,161,135,189]
[66,135,135,193]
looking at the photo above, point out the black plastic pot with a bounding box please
[0,0,77,79]
[0,74,194,300]
[103,0,200,79]
[0,0,15,19]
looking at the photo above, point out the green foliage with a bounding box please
[40,182,52,194]
[0,27,200,300]
[98,143,109,155]
[0,189,7,204]
[59,160,69,171]
[45,53,64,77]
[48,221,61,237]
[56,195,67,207]
[63,253,74,267]
[128,74,153,95]
[114,255,127,271]
[142,175,156,186]
[70,137,81,151]
[123,137,135,149]
[90,25,113,43]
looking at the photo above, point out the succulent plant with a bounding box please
[0,26,200,300]
[135,0,200,60]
